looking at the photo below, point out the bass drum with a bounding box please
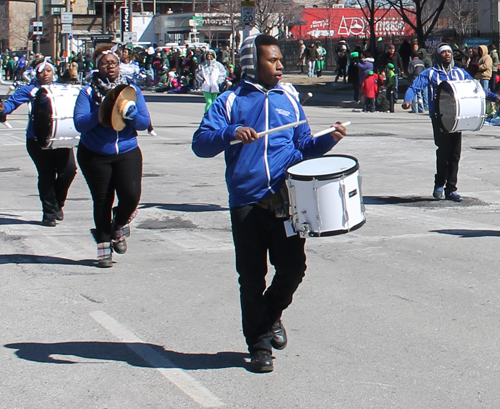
[436,80,486,133]
[33,85,81,149]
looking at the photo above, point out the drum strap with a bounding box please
[255,184,290,218]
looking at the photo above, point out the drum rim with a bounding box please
[287,154,359,181]
[307,218,366,237]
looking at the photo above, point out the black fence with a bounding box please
[278,33,500,73]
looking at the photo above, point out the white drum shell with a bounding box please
[438,80,486,133]
[42,86,81,149]
[286,156,366,237]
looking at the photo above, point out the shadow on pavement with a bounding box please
[4,341,248,370]
[0,216,41,226]
[0,254,95,266]
[430,229,500,238]
[139,203,229,212]
[364,196,487,207]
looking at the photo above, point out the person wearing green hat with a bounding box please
[361,70,377,112]
[347,51,361,102]
[385,62,396,112]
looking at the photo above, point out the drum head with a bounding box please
[33,87,53,148]
[436,81,458,133]
[287,155,359,181]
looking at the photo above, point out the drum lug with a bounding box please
[297,223,310,238]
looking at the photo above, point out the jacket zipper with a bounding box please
[263,92,274,194]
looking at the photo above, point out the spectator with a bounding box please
[347,51,361,102]
[195,49,226,112]
[297,40,306,74]
[335,42,348,82]
[361,70,378,112]
[382,45,403,100]
[385,63,396,112]
[407,51,426,113]
[358,50,375,87]
[315,41,327,78]
[488,44,498,92]
[305,43,318,77]
[475,45,492,91]
[399,40,412,73]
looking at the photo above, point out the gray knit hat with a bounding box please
[240,34,260,83]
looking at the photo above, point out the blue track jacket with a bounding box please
[74,83,150,155]
[2,81,44,139]
[192,80,339,207]
[404,65,498,116]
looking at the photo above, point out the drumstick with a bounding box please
[301,92,313,104]
[312,121,351,138]
[230,119,309,145]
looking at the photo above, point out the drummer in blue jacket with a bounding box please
[192,34,347,373]
[403,43,500,202]
[74,44,150,268]
[0,57,77,226]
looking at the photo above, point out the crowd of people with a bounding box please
[0,44,241,97]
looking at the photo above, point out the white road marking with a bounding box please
[90,310,225,408]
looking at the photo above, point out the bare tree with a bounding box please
[355,0,391,57]
[442,0,477,43]
[386,0,447,48]
[254,0,299,35]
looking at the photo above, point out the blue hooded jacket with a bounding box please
[2,81,45,139]
[404,44,498,116]
[193,35,339,208]
[74,82,150,155]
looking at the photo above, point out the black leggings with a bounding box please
[26,138,77,219]
[77,143,142,243]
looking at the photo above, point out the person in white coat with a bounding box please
[196,49,226,112]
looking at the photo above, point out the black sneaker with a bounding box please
[41,218,56,227]
[433,186,445,200]
[250,350,273,373]
[446,191,463,202]
[56,209,64,221]
[271,320,287,350]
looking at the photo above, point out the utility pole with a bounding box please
[128,0,133,32]
[34,0,41,53]
[102,0,106,35]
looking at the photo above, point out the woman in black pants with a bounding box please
[0,58,76,226]
[74,44,151,268]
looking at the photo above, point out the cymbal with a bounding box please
[98,84,137,131]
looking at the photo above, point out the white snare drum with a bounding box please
[286,155,366,237]
[437,80,486,133]
[33,85,81,149]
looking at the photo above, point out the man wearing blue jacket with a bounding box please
[403,43,500,202]
[193,34,347,373]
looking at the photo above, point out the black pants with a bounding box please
[352,82,360,102]
[26,138,77,220]
[230,204,306,353]
[387,89,395,113]
[77,143,142,243]
[431,116,461,194]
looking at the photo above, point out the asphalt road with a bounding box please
[2,76,500,408]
